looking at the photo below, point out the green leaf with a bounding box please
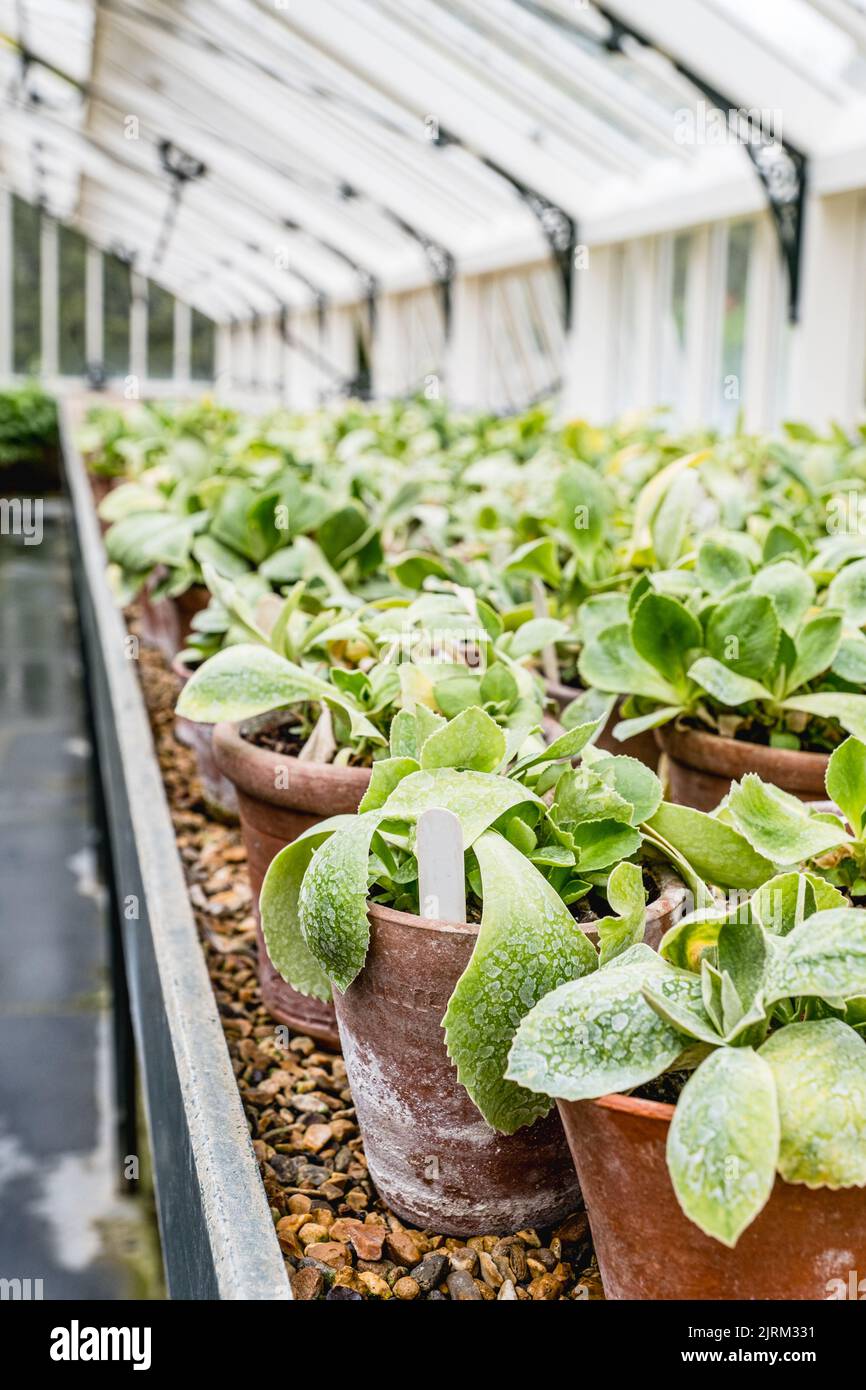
[578,624,682,703]
[572,818,642,873]
[414,705,447,754]
[826,736,866,838]
[192,534,251,578]
[388,551,453,590]
[781,692,866,742]
[750,872,820,935]
[764,523,808,564]
[764,908,866,1006]
[827,558,866,627]
[553,767,633,825]
[667,1048,779,1247]
[646,801,775,891]
[419,706,506,773]
[506,944,686,1101]
[658,910,726,972]
[751,560,815,636]
[509,719,600,778]
[259,818,358,1000]
[717,918,767,1015]
[553,458,611,555]
[479,663,519,707]
[560,688,616,734]
[588,753,663,826]
[726,774,850,864]
[631,592,702,691]
[833,634,866,684]
[643,969,721,1046]
[509,617,569,659]
[433,675,483,718]
[176,642,383,742]
[705,594,780,682]
[651,469,699,568]
[687,656,773,707]
[595,861,647,966]
[760,1020,866,1187]
[443,832,597,1133]
[576,594,629,644]
[613,705,684,742]
[786,611,843,692]
[357,757,419,812]
[389,709,418,759]
[504,537,561,587]
[697,538,752,595]
[381,768,544,849]
[298,812,384,992]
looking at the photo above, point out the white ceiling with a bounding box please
[2,0,865,321]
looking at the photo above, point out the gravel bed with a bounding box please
[136,636,604,1302]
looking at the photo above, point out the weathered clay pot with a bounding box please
[546,681,660,771]
[213,720,371,1046]
[557,1092,866,1299]
[333,882,686,1235]
[655,724,829,813]
[139,576,209,662]
[171,657,239,822]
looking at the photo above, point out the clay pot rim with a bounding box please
[213,717,372,796]
[588,1090,675,1124]
[656,720,829,784]
[367,868,689,944]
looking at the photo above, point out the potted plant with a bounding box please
[176,584,562,1040]
[507,776,866,1300]
[259,716,699,1232]
[578,535,866,809]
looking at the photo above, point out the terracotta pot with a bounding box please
[558,1092,866,1300]
[171,657,238,822]
[656,724,829,813]
[139,575,209,662]
[213,720,371,1047]
[546,681,659,771]
[332,882,685,1235]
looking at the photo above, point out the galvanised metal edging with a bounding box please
[61,403,291,1302]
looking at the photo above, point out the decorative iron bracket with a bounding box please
[382,208,456,338]
[284,219,378,332]
[152,140,207,271]
[596,5,807,321]
[430,127,577,329]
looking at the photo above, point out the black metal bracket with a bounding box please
[429,126,577,328]
[278,304,363,398]
[596,5,807,321]
[283,218,378,333]
[152,140,207,272]
[386,212,456,338]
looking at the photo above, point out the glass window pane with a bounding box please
[12,197,41,375]
[147,281,174,378]
[719,221,755,432]
[613,244,637,416]
[190,309,215,380]
[103,255,131,376]
[58,224,86,375]
[659,232,692,419]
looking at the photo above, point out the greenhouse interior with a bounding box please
[3,0,866,1339]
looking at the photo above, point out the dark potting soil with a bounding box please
[133,621,603,1302]
[632,1070,690,1107]
[242,718,374,768]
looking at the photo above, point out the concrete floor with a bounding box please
[0,501,159,1299]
